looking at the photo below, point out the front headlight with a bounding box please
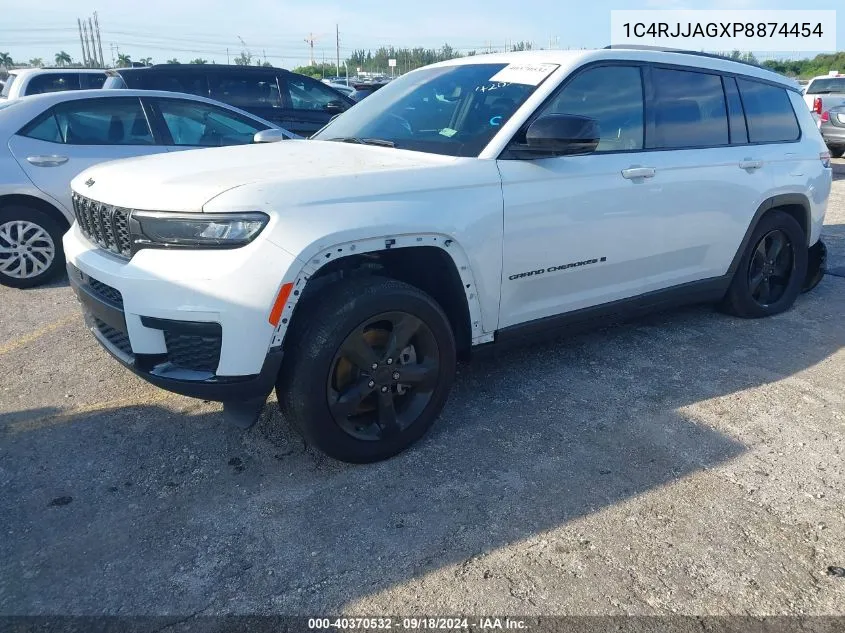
[130,211,269,252]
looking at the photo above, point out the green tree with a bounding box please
[0,52,13,67]
[116,53,131,68]
[511,41,533,52]
[29,57,44,67]
[166,58,180,64]
[139,57,153,66]
[189,58,207,64]
[54,51,72,66]
[763,51,845,78]
[233,50,252,66]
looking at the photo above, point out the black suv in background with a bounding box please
[103,64,354,136]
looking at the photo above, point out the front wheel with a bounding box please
[277,277,456,463]
[721,210,808,318]
[829,147,844,159]
[0,206,66,288]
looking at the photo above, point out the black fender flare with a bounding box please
[726,193,812,278]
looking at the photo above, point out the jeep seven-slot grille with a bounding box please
[72,193,132,258]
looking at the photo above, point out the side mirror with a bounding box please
[325,100,346,114]
[523,114,600,157]
[253,128,287,144]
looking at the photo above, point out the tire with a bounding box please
[830,147,844,159]
[0,206,66,288]
[276,276,457,463]
[721,209,808,318]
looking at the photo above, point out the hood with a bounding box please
[71,140,456,212]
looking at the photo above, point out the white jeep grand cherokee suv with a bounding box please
[64,48,832,462]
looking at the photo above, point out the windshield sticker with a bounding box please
[439,128,458,138]
[489,63,559,86]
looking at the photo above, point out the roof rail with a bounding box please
[603,44,764,70]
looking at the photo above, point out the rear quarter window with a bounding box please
[25,73,81,96]
[736,79,800,143]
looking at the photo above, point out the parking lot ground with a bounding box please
[1,165,844,618]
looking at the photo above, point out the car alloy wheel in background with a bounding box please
[0,220,55,280]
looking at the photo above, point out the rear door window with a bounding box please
[650,67,729,149]
[152,98,268,146]
[20,111,64,143]
[80,73,108,89]
[284,75,348,111]
[49,98,154,145]
[25,73,81,95]
[736,79,800,143]
[210,73,282,109]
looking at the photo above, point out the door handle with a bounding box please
[739,159,763,170]
[26,155,69,167]
[621,166,655,179]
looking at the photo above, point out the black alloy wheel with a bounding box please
[747,229,794,307]
[277,276,456,463]
[327,311,440,441]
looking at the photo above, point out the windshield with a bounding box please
[806,77,845,94]
[312,63,556,157]
[1,74,16,98]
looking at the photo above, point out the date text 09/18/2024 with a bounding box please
[307,617,528,630]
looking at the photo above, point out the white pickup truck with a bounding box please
[804,72,845,122]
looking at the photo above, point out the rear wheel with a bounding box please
[277,276,456,463]
[721,210,807,318]
[0,206,66,288]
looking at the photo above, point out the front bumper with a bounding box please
[64,224,299,402]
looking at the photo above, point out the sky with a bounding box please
[0,0,842,68]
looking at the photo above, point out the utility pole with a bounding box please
[87,18,98,66]
[304,33,317,66]
[335,24,340,78]
[77,19,88,66]
[226,48,229,65]
[81,20,94,67]
[110,43,118,67]
[94,12,105,67]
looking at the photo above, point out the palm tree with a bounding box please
[116,53,131,68]
[29,57,43,68]
[0,52,13,68]
[54,51,72,67]
[139,57,153,66]
[189,58,207,64]
[166,58,180,65]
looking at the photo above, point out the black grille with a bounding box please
[164,330,222,373]
[72,193,132,258]
[94,318,133,357]
[89,277,124,309]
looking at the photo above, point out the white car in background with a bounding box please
[803,71,845,122]
[0,68,108,100]
[0,89,295,288]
